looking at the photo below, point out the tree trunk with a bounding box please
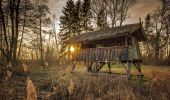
[9,0,15,65]
[13,0,21,66]
[155,20,160,61]
[17,0,26,60]
[39,17,43,65]
[0,0,9,61]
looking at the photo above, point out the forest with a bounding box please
[0,0,170,100]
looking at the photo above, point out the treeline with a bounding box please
[143,0,170,65]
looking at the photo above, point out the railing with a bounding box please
[71,46,137,62]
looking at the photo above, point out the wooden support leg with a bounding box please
[134,62,144,80]
[91,61,101,73]
[93,61,98,72]
[89,62,93,72]
[108,62,111,74]
[137,62,142,73]
[85,62,93,72]
[122,63,129,73]
[71,61,77,73]
[96,62,105,72]
[134,63,141,73]
[127,62,132,80]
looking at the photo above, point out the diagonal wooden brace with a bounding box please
[71,61,77,73]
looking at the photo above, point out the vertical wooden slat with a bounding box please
[89,49,91,61]
[79,50,82,60]
[85,50,87,61]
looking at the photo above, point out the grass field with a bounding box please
[2,64,170,100]
[31,64,170,99]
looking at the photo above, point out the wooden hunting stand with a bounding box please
[67,23,146,79]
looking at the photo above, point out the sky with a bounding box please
[48,0,161,32]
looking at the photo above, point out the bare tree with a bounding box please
[118,0,136,26]
[91,0,136,28]
[107,0,119,27]
[91,0,109,29]
[143,0,170,63]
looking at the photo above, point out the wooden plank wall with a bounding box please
[72,46,132,62]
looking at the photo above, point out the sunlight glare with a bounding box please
[70,46,75,53]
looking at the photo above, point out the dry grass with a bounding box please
[1,64,170,100]
[26,78,37,100]
[43,62,49,69]
[49,73,136,100]
[6,70,12,80]
[143,66,170,80]
[46,65,170,100]
[67,80,74,95]
[23,63,28,73]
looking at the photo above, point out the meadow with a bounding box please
[1,63,169,100]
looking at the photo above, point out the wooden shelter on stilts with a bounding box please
[66,23,146,79]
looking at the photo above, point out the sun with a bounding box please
[70,46,75,53]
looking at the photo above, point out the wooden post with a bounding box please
[134,62,141,73]
[134,62,144,80]
[122,63,128,73]
[85,61,93,72]
[108,62,111,73]
[125,36,128,46]
[96,62,105,72]
[127,62,131,80]
[71,61,77,73]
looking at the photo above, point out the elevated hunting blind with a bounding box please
[67,23,146,79]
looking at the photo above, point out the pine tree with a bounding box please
[73,0,82,35]
[143,14,152,58]
[97,7,109,30]
[59,0,93,57]
[81,0,93,33]
[145,14,151,34]
[59,0,75,57]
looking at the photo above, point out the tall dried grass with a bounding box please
[26,78,37,100]
[0,62,15,100]
[6,70,12,80]
[22,63,28,73]
[67,80,74,95]
[43,62,49,69]
[47,68,170,100]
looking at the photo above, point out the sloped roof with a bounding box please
[67,23,146,44]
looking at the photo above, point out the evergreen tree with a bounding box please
[59,0,75,57]
[145,14,151,34]
[143,14,153,57]
[81,0,93,33]
[97,7,109,30]
[73,0,82,35]
[59,0,93,57]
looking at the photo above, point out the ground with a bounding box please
[4,64,170,100]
